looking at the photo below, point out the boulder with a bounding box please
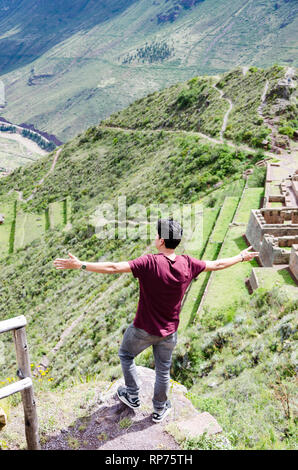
[0,407,7,430]
[99,366,222,442]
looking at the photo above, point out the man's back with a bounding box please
[128,253,206,336]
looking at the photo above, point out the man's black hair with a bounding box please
[157,218,183,249]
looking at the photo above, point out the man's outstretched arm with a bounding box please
[204,245,259,272]
[53,252,131,274]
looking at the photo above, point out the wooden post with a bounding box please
[13,327,40,450]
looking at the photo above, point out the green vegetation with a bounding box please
[180,190,243,329]
[219,66,285,148]
[0,67,297,450]
[122,41,174,64]
[253,267,297,292]
[234,188,264,224]
[21,129,56,152]
[105,64,296,151]
[0,195,69,259]
[200,185,264,313]
[210,197,239,243]
[0,196,17,258]
[171,287,298,450]
[106,76,228,138]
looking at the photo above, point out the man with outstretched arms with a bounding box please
[54,218,258,423]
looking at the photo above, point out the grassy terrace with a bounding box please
[0,194,69,258]
[253,267,297,293]
[210,197,239,243]
[180,195,240,330]
[199,186,264,314]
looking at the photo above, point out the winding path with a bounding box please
[101,125,277,159]
[212,82,233,141]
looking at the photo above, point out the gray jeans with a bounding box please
[118,323,178,412]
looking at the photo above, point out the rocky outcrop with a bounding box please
[43,366,222,450]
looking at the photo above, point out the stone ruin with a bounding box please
[245,162,298,284]
[264,165,298,208]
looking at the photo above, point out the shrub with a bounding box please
[278,126,295,139]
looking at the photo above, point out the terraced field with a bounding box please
[180,192,242,329]
[198,186,265,314]
[0,195,72,259]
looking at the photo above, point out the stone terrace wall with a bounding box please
[246,209,298,251]
[289,244,298,281]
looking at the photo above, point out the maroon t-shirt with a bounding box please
[128,253,206,337]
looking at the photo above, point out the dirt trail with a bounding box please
[16,148,62,203]
[102,125,277,159]
[212,82,233,141]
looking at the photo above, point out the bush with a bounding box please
[278,126,295,139]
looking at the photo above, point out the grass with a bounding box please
[14,209,46,251]
[0,198,68,258]
[180,195,240,329]
[210,197,239,243]
[0,63,297,450]
[253,267,297,292]
[200,185,264,312]
[234,188,264,224]
[171,286,298,449]
[219,65,288,148]
[49,200,65,230]
[0,195,17,258]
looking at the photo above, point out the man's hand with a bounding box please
[240,245,259,262]
[204,245,259,271]
[53,252,82,270]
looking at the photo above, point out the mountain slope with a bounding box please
[0,66,297,450]
[0,0,297,141]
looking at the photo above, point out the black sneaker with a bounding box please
[117,386,140,409]
[152,400,172,423]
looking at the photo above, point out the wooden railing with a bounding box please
[0,315,40,450]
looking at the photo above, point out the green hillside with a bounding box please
[0,67,297,450]
[0,0,297,141]
[106,64,297,148]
